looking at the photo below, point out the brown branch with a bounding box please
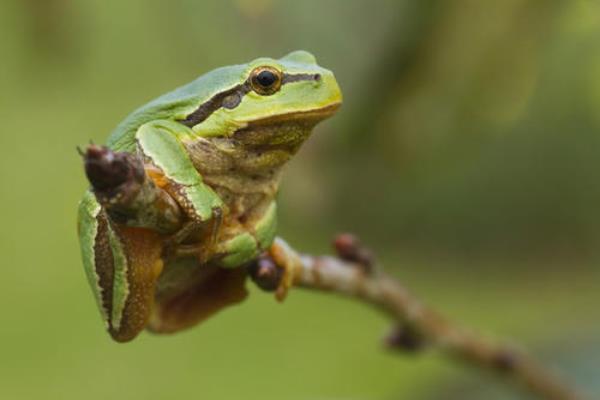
[253,237,584,400]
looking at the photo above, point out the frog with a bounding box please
[77,50,342,342]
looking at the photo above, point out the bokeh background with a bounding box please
[1,1,599,399]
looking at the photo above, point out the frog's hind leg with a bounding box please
[78,192,164,342]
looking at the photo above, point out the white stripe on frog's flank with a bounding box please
[107,223,129,332]
[78,192,109,327]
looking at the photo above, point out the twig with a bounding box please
[250,237,584,400]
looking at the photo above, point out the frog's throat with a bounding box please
[178,72,322,128]
[228,101,340,156]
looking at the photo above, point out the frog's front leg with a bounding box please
[135,120,226,261]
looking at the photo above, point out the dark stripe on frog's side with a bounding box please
[92,211,130,335]
[91,207,163,342]
[178,73,321,128]
[93,211,116,325]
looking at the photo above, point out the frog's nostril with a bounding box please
[313,74,321,81]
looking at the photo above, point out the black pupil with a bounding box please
[256,70,277,87]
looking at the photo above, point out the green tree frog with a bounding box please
[77,50,342,342]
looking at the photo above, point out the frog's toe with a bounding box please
[274,259,294,302]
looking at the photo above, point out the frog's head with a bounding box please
[184,50,342,153]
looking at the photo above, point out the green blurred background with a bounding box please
[1,1,599,399]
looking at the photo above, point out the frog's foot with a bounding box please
[248,239,298,302]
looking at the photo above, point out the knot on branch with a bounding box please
[384,325,426,353]
[80,144,145,202]
[493,349,519,373]
[333,233,375,273]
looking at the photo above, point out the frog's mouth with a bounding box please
[243,102,341,127]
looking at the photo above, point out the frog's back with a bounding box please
[106,64,248,152]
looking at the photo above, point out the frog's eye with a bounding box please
[250,66,282,95]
